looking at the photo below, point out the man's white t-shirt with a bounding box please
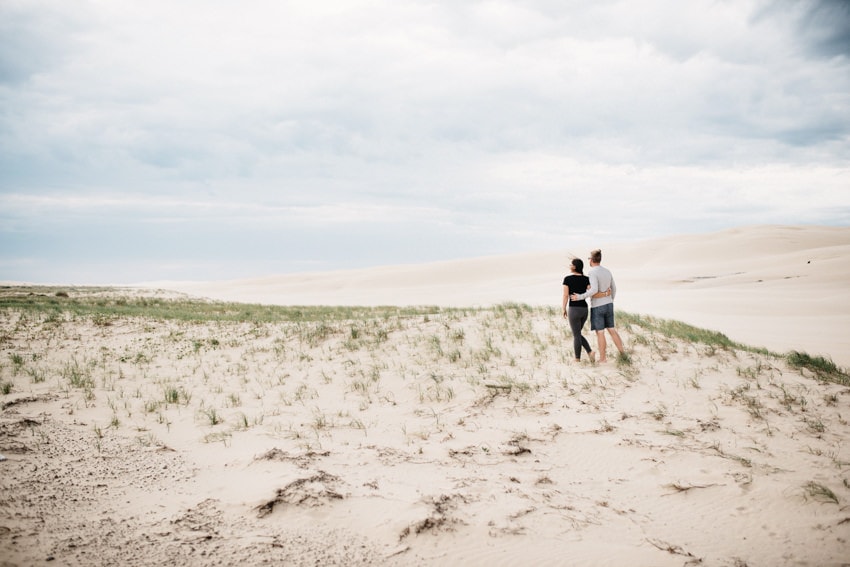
[579,265,616,308]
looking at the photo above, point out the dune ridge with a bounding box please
[1,224,849,566]
[160,225,850,367]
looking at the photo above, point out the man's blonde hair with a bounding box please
[590,249,602,263]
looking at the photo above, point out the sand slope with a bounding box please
[1,300,849,566]
[162,225,850,367]
[1,224,848,566]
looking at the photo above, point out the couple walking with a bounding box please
[561,249,625,363]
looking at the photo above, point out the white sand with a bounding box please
[164,224,850,367]
[1,224,849,566]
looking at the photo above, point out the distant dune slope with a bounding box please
[158,225,850,366]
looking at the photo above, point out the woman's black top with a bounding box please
[563,274,589,307]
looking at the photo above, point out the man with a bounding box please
[570,249,625,363]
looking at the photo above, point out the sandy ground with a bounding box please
[158,225,850,368]
[1,224,849,566]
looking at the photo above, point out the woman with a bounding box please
[562,258,602,362]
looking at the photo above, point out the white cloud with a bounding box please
[0,0,848,282]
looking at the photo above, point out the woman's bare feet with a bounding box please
[589,351,596,363]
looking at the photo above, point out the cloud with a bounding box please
[0,0,848,283]
[756,0,850,59]
[0,1,90,85]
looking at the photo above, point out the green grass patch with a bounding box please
[618,311,770,355]
[0,286,460,324]
[787,351,850,386]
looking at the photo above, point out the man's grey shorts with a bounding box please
[590,303,615,331]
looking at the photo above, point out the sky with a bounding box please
[1,0,849,284]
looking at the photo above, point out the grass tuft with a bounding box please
[9,353,25,375]
[802,481,839,505]
[787,351,850,386]
[200,407,223,426]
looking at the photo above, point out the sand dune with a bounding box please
[2,224,849,566]
[162,225,850,366]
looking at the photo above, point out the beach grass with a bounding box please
[2,283,848,565]
[0,286,462,323]
[618,311,768,354]
[2,287,845,386]
[786,351,850,386]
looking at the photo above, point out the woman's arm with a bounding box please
[562,285,570,318]
[585,282,610,300]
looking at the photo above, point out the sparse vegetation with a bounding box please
[0,286,848,565]
[0,286,457,323]
[9,352,25,375]
[802,481,839,505]
[618,311,771,355]
[787,351,850,386]
[200,407,223,426]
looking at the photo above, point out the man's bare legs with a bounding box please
[595,330,607,362]
[607,328,625,356]
[596,328,625,363]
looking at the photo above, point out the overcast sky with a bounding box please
[1,0,849,284]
